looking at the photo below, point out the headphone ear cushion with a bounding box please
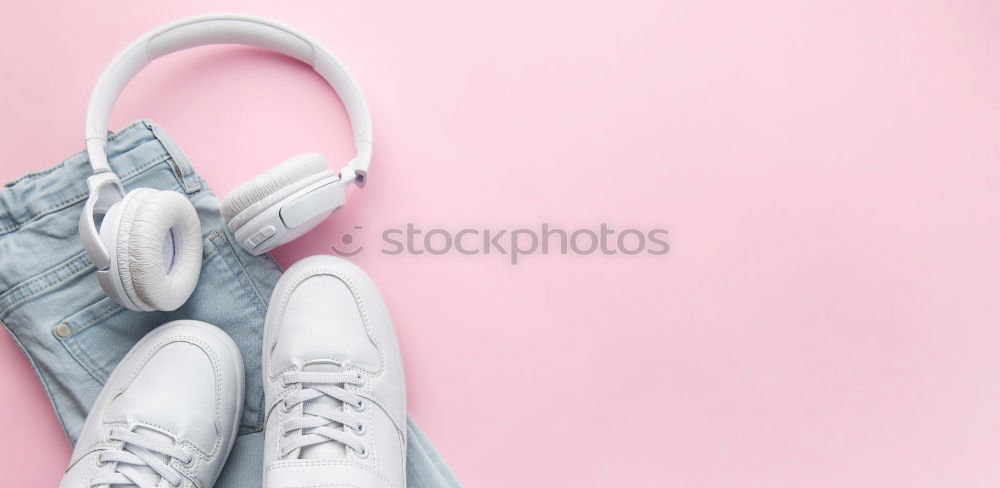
[117,189,202,311]
[221,153,335,231]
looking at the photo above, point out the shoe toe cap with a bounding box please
[266,257,383,374]
[103,320,243,456]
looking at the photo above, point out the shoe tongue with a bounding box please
[120,426,174,485]
[297,362,348,460]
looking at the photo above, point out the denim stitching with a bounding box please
[2,120,150,189]
[57,298,123,336]
[62,328,112,384]
[208,231,269,318]
[206,230,270,431]
[0,152,173,235]
[148,121,201,194]
[2,164,62,187]
[0,148,200,310]
[53,299,124,384]
[0,253,92,321]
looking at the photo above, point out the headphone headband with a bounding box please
[85,14,373,185]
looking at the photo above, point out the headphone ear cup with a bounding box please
[221,153,335,232]
[116,189,203,311]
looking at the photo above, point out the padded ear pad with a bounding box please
[221,153,336,232]
[114,189,203,311]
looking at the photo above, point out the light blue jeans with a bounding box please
[0,120,459,487]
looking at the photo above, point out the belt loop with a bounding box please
[146,121,202,194]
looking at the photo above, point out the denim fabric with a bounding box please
[0,120,459,487]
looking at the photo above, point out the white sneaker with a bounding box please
[263,255,407,488]
[59,320,245,488]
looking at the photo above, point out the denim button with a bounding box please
[54,323,72,339]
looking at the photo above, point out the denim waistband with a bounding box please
[0,120,202,236]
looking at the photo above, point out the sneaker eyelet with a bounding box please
[355,446,369,459]
[351,399,366,412]
[351,422,367,435]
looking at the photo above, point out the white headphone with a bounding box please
[79,14,373,312]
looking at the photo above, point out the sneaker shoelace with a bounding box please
[90,428,193,488]
[278,370,368,458]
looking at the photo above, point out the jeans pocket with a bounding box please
[54,296,132,384]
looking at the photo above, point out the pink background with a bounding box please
[2,1,1000,486]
